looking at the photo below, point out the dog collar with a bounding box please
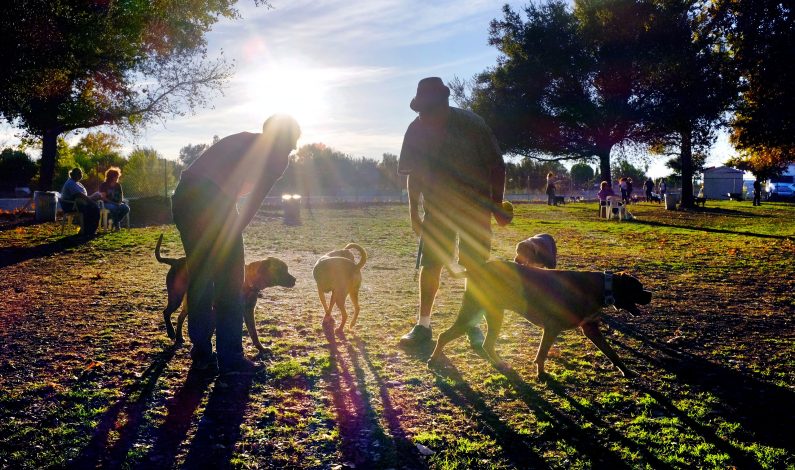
[604,271,616,308]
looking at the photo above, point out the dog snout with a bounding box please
[639,290,652,305]
[285,275,297,287]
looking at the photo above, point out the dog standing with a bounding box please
[428,260,652,380]
[312,243,367,335]
[514,233,557,269]
[154,234,296,353]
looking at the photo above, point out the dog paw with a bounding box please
[335,327,347,339]
[535,371,550,382]
[427,355,445,369]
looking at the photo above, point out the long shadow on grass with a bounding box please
[607,318,795,456]
[180,374,254,468]
[0,234,98,268]
[349,338,425,468]
[494,368,633,469]
[136,367,214,468]
[324,329,420,468]
[67,348,176,468]
[430,363,551,469]
[633,219,791,240]
[539,376,675,469]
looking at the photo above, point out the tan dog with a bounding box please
[514,233,557,269]
[312,243,367,335]
[155,234,296,353]
[428,260,652,380]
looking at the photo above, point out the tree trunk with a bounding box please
[38,129,59,191]
[598,147,612,189]
[679,125,694,209]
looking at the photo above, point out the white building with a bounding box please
[702,166,745,199]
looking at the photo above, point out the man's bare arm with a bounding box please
[407,174,422,237]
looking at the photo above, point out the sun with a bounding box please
[242,61,330,129]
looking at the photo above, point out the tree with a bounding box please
[504,158,567,193]
[641,1,735,208]
[179,135,219,167]
[456,0,661,186]
[72,132,127,190]
[611,159,647,189]
[124,148,176,198]
[0,1,268,190]
[378,153,402,191]
[570,163,595,189]
[0,149,37,192]
[708,1,795,170]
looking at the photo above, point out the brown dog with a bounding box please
[514,233,557,269]
[312,243,367,335]
[428,260,652,380]
[154,234,296,353]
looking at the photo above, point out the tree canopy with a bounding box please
[0,0,261,190]
[708,1,795,176]
[455,0,664,186]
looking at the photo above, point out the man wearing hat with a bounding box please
[398,77,507,351]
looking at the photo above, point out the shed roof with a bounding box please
[703,166,744,176]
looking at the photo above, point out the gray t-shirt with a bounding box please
[398,107,503,212]
[61,179,87,202]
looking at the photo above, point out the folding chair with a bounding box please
[97,200,130,231]
[59,200,84,234]
[607,197,626,221]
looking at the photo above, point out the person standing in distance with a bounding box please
[171,115,300,376]
[397,77,508,351]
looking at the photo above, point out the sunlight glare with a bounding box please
[243,61,329,129]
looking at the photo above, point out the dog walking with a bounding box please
[397,76,509,352]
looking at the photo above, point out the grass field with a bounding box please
[1,200,793,469]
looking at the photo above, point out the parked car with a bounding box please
[767,182,795,201]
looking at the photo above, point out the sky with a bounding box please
[1,0,735,178]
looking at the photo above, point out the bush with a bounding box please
[127,196,171,227]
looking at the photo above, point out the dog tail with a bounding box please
[344,243,367,269]
[155,233,182,268]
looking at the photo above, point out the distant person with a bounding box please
[171,114,301,376]
[619,177,629,204]
[60,168,100,237]
[658,178,667,199]
[545,172,556,205]
[397,76,507,351]
[753,179,762,206]
[644,177,654,201]
[97,167,130,230]
[598,180,615,203]
[626,177,634,203]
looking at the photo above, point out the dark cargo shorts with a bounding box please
[419,208,491,270]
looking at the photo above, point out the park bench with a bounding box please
[727,192,743,201]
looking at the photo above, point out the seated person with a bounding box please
[60,168,100,236]
[98,167,130,230]
[597,180,615,204]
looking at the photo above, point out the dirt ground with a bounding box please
[1,203,793,469]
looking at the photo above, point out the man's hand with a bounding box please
[493,200,514,226]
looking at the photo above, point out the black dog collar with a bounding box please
[604,271,616,308]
